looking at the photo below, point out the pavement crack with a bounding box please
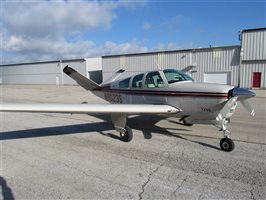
[138,165,160,200]
[250,185,256,200]
[56,160,130,190]
[138,142,176,200]
[172,177,187,199]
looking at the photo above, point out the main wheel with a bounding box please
[182,119,193,127]
[220,138,235,152]
[120,126,133,142]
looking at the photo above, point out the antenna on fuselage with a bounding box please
[156,62,162,70]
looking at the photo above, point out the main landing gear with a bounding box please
[120,126,133,142]
[219,119,235,152]
[179,116,193,126]
[111,114,133,142]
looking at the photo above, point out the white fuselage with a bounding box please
[93,70,235,122]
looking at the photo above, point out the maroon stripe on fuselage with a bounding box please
[94,88,228,98]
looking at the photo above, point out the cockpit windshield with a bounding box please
[163,69,193,84]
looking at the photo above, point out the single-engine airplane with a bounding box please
[1,66,256,152]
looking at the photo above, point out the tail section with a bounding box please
[63,65,100,90]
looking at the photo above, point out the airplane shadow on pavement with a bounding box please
[0,176,15,200]
[1,114,220,151]
[128,115,221,151]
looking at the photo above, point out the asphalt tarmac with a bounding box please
[0,85,265,200]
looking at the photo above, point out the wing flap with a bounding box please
[1,103,181,115]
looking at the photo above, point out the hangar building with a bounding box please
[0,28,265,89]
[0,58,102,85]
[102,28,265,89]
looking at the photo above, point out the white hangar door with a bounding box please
[204,72,230,85]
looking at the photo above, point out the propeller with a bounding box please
[216,87,256,121]
[232,87,256,116]
[216,97,238,121]
[240,99,255,116]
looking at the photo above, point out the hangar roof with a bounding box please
[102,45,240,58]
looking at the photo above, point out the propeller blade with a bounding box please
[216,97,238,121]
[240,99,255,116]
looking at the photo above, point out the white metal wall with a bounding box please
[240,62,266,88]
[61,60,87,85]
[0,58,102,85]
[241,29,266,61]
[240,28,266,88]
[1,62,62,85]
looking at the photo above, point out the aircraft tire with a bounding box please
[183,120,193,126]
[220,138,235,152]
[120,126,133,142]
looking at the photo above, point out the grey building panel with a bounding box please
[240,62,266,89]
[102,57,120,73]
[61,60,86,85]
[241,29,266,61]
[1,62,61,74]
[240,28,266,88]
[2,74,61,85]
[1,62,62,85]
[0,58,102,85]
[102,46,241,86]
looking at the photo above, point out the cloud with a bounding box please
[2,35,148,64]
[160,15,184,32]
[143,22,151,30]
[152,42,194,52]
[3,0,118,38]
[1,0,147,64]
[102,40,148,55]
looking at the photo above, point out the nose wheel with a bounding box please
[219,119,235,152]
[220,138,235,152]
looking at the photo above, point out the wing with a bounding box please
[1,103,181,115]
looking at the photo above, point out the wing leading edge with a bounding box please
[1,103,181,115]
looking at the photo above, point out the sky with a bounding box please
[1,0,265,64]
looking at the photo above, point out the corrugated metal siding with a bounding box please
[0,58,102,85]
[1,62,62,85]
[102,46,241,86]
[240,62,266,89]
[242,29,266,61]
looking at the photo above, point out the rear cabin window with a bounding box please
[132,74,144,88]
[145,72,165,88]
[163,69,193,84]
[119,77,131,88]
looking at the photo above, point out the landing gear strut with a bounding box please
[219,119,235,152]
[111,114,133,142]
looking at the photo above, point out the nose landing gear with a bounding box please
[220,137,235,152]
[219,119,235,152]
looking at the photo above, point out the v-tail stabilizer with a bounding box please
[63,65,100,90]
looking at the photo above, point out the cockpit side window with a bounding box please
[132,74,144,88]
[163,69,193,84]
[145,72,165,88]
[119,77,131,88]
